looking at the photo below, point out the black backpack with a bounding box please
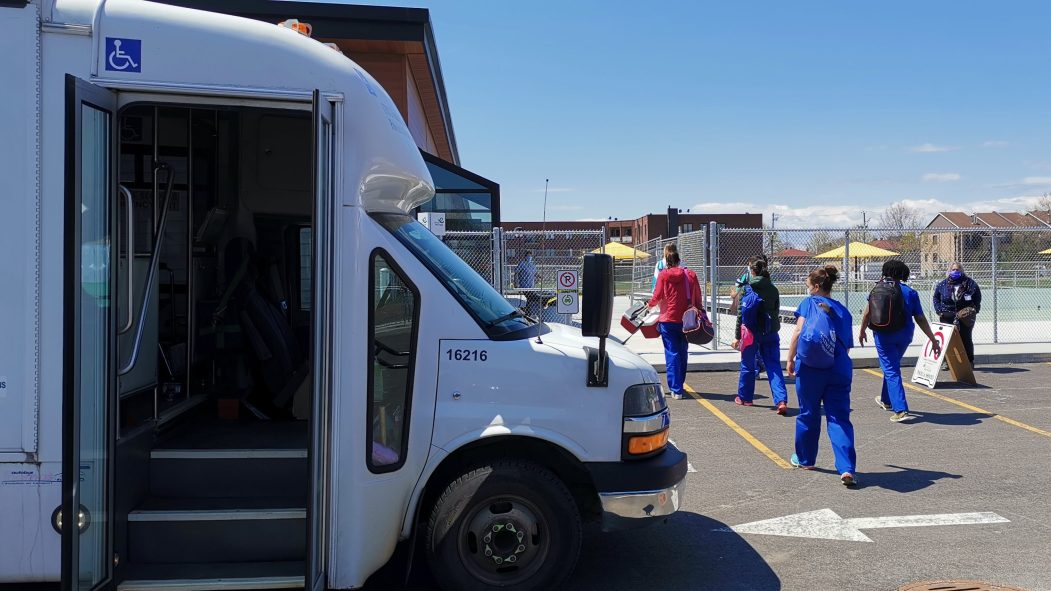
[868,278,906,333]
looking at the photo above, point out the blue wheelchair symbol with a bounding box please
[105,37,141,72]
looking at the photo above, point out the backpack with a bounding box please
[868,278,906,333]
[797,296,843,369]
[740,285,771,335]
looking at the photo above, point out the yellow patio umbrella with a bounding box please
[814,241,899,279]
[1040,247,1051,255]
[592,242,651,261]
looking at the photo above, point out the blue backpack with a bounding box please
[740,286,771,335]
[797,296,843,369]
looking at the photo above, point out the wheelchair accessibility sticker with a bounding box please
[105,37,141,72]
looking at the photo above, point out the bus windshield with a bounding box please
[373,213,537,338]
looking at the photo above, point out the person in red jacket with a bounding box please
[647,244,703,400]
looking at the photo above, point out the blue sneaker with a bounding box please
[790,454,815,470]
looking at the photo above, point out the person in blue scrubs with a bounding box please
[859,260,942,423]
[786,265,856,486]
[732,257,789,414]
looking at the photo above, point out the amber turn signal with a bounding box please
[627,429,669,455]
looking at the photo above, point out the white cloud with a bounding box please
[689,195,1045,229]
[909,143,959,153]
[920,172,962,181]
[982,140,1009,148]
[922,173,961,183]
[1022,177,1051,186]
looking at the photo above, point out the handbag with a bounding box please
[681,270,714,345]
[955,307,977,329]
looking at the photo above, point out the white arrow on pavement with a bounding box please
[716,508,1009,542]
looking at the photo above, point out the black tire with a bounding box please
[425,459,582,591]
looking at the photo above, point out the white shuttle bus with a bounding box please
[0,1,687,589]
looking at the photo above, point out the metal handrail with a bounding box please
[118,163,173,377]
[118,185,135,334]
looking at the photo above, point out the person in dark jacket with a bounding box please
[732,257,789,414]
[731,254,768,378]
[933,261,981,365]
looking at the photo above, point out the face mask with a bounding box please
[949,270,963,281]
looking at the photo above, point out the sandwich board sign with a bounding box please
[911,322,976,388]
[556,269,579,315]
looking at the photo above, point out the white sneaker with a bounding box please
[874,397,891,411]
[671,392,685,400]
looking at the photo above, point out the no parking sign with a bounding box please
[911,322,976,388]
[556,270,579,314]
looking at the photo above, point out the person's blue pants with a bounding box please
[659,322,688,395]
[875,337,909,413]
[794,364,856,475]
[738,332,787,404]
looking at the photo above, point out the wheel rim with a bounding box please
[457,494,549,586]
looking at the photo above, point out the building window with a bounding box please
[368,250,419,472]
[419,152,499,232]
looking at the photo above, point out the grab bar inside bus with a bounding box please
[118,184,135,334]
[118,163,174,377]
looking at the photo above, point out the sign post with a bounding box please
[556,269,579,315]
[911,322,976,388]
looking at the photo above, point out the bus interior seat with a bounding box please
[219,236,307,417]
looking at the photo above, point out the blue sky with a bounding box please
[361,1,1051,226]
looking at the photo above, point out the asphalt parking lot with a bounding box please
[378,362,1051,591]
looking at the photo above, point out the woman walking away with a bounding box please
[859,260,942,423]
[786,266,857,486]
[933,262,981,366]
[647,244,703,400]
[732,257,789,414]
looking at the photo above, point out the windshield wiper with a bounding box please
[484,309,533,328]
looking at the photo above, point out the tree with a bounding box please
[763,222,785,255]
[1038,192,1051,218]
[806,230,840,255]
[878,203,923,230]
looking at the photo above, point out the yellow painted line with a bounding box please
[681,383,793,469]
[862,368,1051,439]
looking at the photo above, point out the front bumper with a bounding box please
[586,443,688,531]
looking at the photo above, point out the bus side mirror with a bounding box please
[582,254,613,387]
[581,253,613,338]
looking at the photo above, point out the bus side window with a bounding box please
[367,251,419,471]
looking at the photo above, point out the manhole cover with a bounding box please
[899,581,1029,591]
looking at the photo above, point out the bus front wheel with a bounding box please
[425,459,582,591]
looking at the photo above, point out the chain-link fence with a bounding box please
[708,226,1051,348]
[627,230,708,305]
[445,225,1051,344]
[444,228,607,326]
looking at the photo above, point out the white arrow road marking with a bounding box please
[668,439,697,473]
[716,508,1009,542]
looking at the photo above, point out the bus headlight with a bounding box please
[622,384,670,459]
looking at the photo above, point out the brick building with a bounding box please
[503,212,762,245]
[922,211,1051,277]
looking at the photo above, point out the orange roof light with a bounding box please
[278,19,313,37]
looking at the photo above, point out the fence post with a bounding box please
[709,222,719,350]
[491,227,505,295]
[843,230,850,312]
[991,229,998,344]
